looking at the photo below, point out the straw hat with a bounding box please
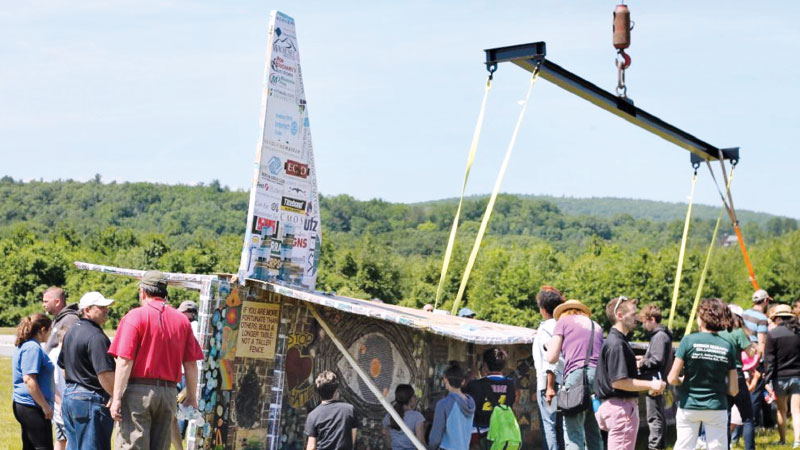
[553,299,591,320]
[769,304,795,321]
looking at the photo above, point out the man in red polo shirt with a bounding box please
[108,270,204,450]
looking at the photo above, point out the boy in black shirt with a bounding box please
[304,371,358,450]
[463,348,516,450]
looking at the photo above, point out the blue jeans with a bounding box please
[62,384,113,450]
[728,371,754,450]
[562,367,603,450]
[537,385,564,450]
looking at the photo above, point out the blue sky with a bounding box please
[1,1,798,218]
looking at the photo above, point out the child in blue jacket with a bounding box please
[428,361,476,450]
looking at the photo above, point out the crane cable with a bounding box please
[685,165,736,335]
[704,154,759,290]
[433,73,494,310]
[667,169,698,331]
[450,64,542,316]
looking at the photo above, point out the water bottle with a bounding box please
[177,405,205,426]
[591,395,601,412]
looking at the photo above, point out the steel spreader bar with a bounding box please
[484,42,738,163]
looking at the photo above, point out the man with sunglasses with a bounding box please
[594,297,666,450]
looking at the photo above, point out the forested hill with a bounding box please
[1,177,795,239]
[0,176,798,334]
[489,195,780,226]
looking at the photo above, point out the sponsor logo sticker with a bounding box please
[268,156,282,175]
[280,196,307,213]
[284,160,310,178]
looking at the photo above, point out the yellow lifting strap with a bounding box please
[667,171,698,331]
[684,166,736,336]
[450,66,541,316]
[434,76,493,310]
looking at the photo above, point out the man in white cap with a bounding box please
[743,288,772,428]
[59,291,116,450]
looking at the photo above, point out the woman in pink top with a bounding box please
[545,299,605,450]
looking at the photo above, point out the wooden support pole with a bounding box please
[307,304,426,450]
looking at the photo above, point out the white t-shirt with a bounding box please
[532,318,565,388]
[48,346,66,424]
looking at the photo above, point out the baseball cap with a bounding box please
[728,304,744,317]
[78,291,115,310]
[752,289,771,304]
[741,351,759,372]
[140,270,168,289]
[178,300,198,314]
[458,307,476,318]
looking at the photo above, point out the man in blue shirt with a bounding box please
[743,289,771,428]
[743,289,770,351]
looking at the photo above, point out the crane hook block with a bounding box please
[613,4,631,50]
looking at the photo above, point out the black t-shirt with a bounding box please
[463,375,516,429]
[58,318,115,396]
[594,328,639,400]
[304,400,359,450]
[765,324,800,384]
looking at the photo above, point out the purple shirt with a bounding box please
[553,314,603,377]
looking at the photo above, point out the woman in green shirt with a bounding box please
[667,298,739,450]
[719,304,757,450]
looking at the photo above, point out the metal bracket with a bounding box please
[485,41,547,70]
[690,147,739,167]
[483,41,740,163]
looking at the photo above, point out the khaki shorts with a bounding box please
[115,384,177,450]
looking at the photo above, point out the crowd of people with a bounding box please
[12,274,800,450]
[304,287,800,450]
[11,271,203,450]
[532,287,800,450]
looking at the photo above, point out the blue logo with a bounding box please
[291,121,298,136]
[304,117,310,127]
[268,156,282,175]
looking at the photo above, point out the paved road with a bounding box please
[0,334,14,357]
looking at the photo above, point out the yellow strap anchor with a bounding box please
[450,66,541,316]
[434,76,493,310]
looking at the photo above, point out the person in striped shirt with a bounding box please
[743,289,771,428]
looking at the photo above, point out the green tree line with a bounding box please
[0,177,797,338]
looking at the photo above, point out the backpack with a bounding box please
[487,404,521,450]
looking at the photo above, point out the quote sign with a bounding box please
[235,301,281,359]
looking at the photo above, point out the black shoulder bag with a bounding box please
[556,321,595,415]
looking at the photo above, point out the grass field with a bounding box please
[673,429,797,450]
[1,357,22,450]
[0,356,794,450]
